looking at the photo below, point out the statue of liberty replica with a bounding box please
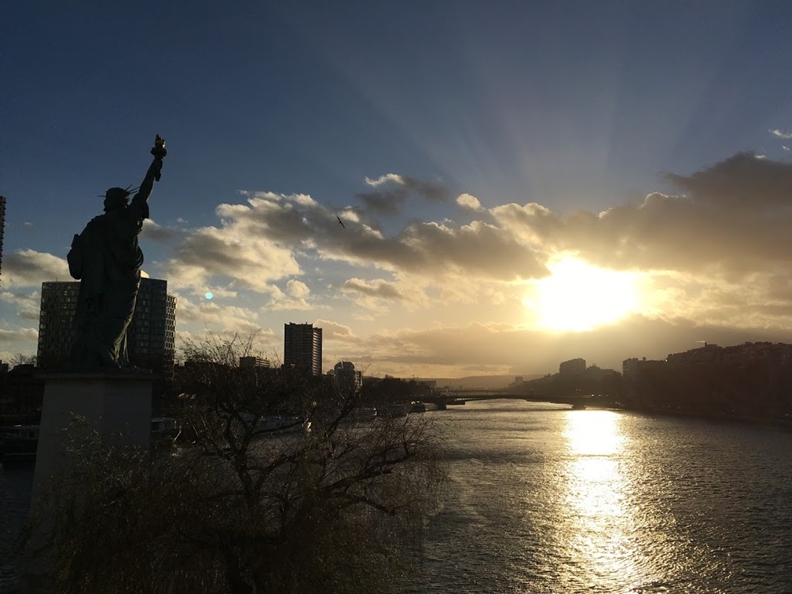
[67,135,167,371]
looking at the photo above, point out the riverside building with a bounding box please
[284,323,322,376]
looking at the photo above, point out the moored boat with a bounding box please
[1,425,40,462]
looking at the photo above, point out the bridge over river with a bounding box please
[426,389,619,408]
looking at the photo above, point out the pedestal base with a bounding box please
[24,373,153,592]
[32,373,152,502]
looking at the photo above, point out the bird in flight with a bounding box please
[336,215,345,228]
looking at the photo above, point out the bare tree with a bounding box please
[10,352,36,368]
[27,334,444,594]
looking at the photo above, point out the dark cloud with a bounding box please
[355,187,410,216]
[340,279,406,301]
[356,175,450,217]
[403,176,450,203]
[335,219,547,281]
[665,152,792,209]
[140,220,185,242]
[491,154,792,277]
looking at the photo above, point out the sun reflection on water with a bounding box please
[562,410,642,587]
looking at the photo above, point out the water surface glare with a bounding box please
[413,400,792,593]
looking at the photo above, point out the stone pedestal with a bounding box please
[32,373,152,503]
[24,373,152,592]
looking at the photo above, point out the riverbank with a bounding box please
[624,405,792,431]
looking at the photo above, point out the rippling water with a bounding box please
[0,460,34,593]
[413,400,792,593]
[3,402,792,593]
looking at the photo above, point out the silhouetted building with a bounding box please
[333,361,362,391]
[629,342,792,418]
[240,356,270,369]
[37,278,176,374]
[559,358,586,376]
[622,357,642,381]
[667,343,722,365]
[284,323,322,376]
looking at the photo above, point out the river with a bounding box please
[412,400,792,593]
[3,400,792,592]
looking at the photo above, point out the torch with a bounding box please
[150,135,167,181]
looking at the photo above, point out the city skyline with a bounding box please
[4,3,792,377]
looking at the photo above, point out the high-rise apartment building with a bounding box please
[37,278,176,374]
[127,278,177,374]
[284,323,322,376]
[37,282,80,369]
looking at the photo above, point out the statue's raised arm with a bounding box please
[132,135,167,206]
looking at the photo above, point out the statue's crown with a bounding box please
[103,187,131,211]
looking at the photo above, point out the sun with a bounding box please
[526,257,638,331]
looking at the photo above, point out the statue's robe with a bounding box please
[70,194,149,370]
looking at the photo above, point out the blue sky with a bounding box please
[3,2,792,377]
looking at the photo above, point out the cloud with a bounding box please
[140,219,184,242]
[770,129,792,140]
[160,189,550,295]
[286,279,309,299]
[364,174,405,187]
[356,174,450,216]
[0,327,40,362]
[0,290,41,321]
[0,328,39,342]
[457,193,483,211]
[314,318,357,341]
[340,278,407,301]
[2,250,70,288]
[161,196,303,293]
[356,186,409,216]
[264,280,314,311]
[336,277,432,311]
[174,293,265,337]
